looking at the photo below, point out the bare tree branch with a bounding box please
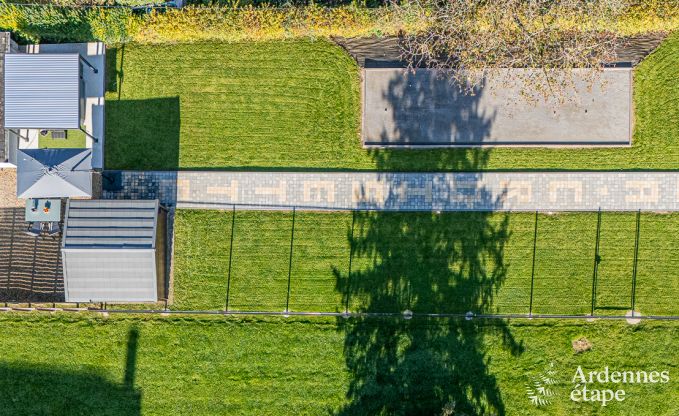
[395,0,626,105]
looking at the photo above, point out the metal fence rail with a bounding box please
[2,306,679,321]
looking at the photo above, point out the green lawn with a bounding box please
[172,210,679,316]
[105,40,360,170]
[38,129,86,149]
[106,34,679,171]
[0,314,676,415]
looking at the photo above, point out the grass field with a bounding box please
[106,34,679,171]
[105,40,360,170]
[172,210,679,316]
[0,314,676,415]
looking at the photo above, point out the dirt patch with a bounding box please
[0,169,22,209]
[333,33,667,68]
[572,337,593,354]
[332,36,404,68]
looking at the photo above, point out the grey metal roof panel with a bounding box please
[65,218,156,228]
[65,228,155,238]
[62,250,157,302]
[66,208,157,218]
[4,54,81,129]
[62,199,159,249]
[68,199,158,209]
[62,238,153,248]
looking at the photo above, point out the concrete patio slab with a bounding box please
[362,68,633,147]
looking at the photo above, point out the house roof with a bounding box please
[0,33,8,162]
[17,148,92,199]
[61,199,160,302]
[4,53,81,129]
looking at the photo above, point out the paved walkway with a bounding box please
[102,171,679,212]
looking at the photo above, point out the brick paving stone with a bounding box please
[102,171,679,212]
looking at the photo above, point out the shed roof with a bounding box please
[4,53,81,129]
[61,250,158,302]
[62,199,158,249]
[61,199,160,303]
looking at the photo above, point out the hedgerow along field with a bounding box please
[106,33,679,171]
[2,2,677,44]
[0,314,676,415]
[171,210,679,316]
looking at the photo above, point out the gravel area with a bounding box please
[0,168,22,208]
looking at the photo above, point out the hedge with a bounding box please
[0,1,677,45]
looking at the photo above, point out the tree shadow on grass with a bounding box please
[334,70,523,415]
[0,327,141,416]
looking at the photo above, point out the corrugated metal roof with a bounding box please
[61,199,160,302]
[4,53,81,129]
[62,250,158,302]
[62,199,158,249]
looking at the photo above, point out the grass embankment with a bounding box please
[106,34,679,171]
[0,314,676,415]
[172,210,679,316]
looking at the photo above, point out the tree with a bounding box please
[395,0,625,104]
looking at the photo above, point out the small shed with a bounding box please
[61,199,167,303]
[4,53,82,130]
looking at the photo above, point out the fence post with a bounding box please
[285,207,296,313]
[630,210,641,316]
[225,205,236,312]
[345,210,356,314]
[591,209,602,316]
[529,211,539,317]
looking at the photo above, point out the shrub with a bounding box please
[5,4,92,43]
[87,7,135,44]
[0,2,677,45]
[136,5,400,43]
[0,3,137,44]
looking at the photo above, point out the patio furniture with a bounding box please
[24,222,42,238]
[47,222,61,237]
[25,198,62,223]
